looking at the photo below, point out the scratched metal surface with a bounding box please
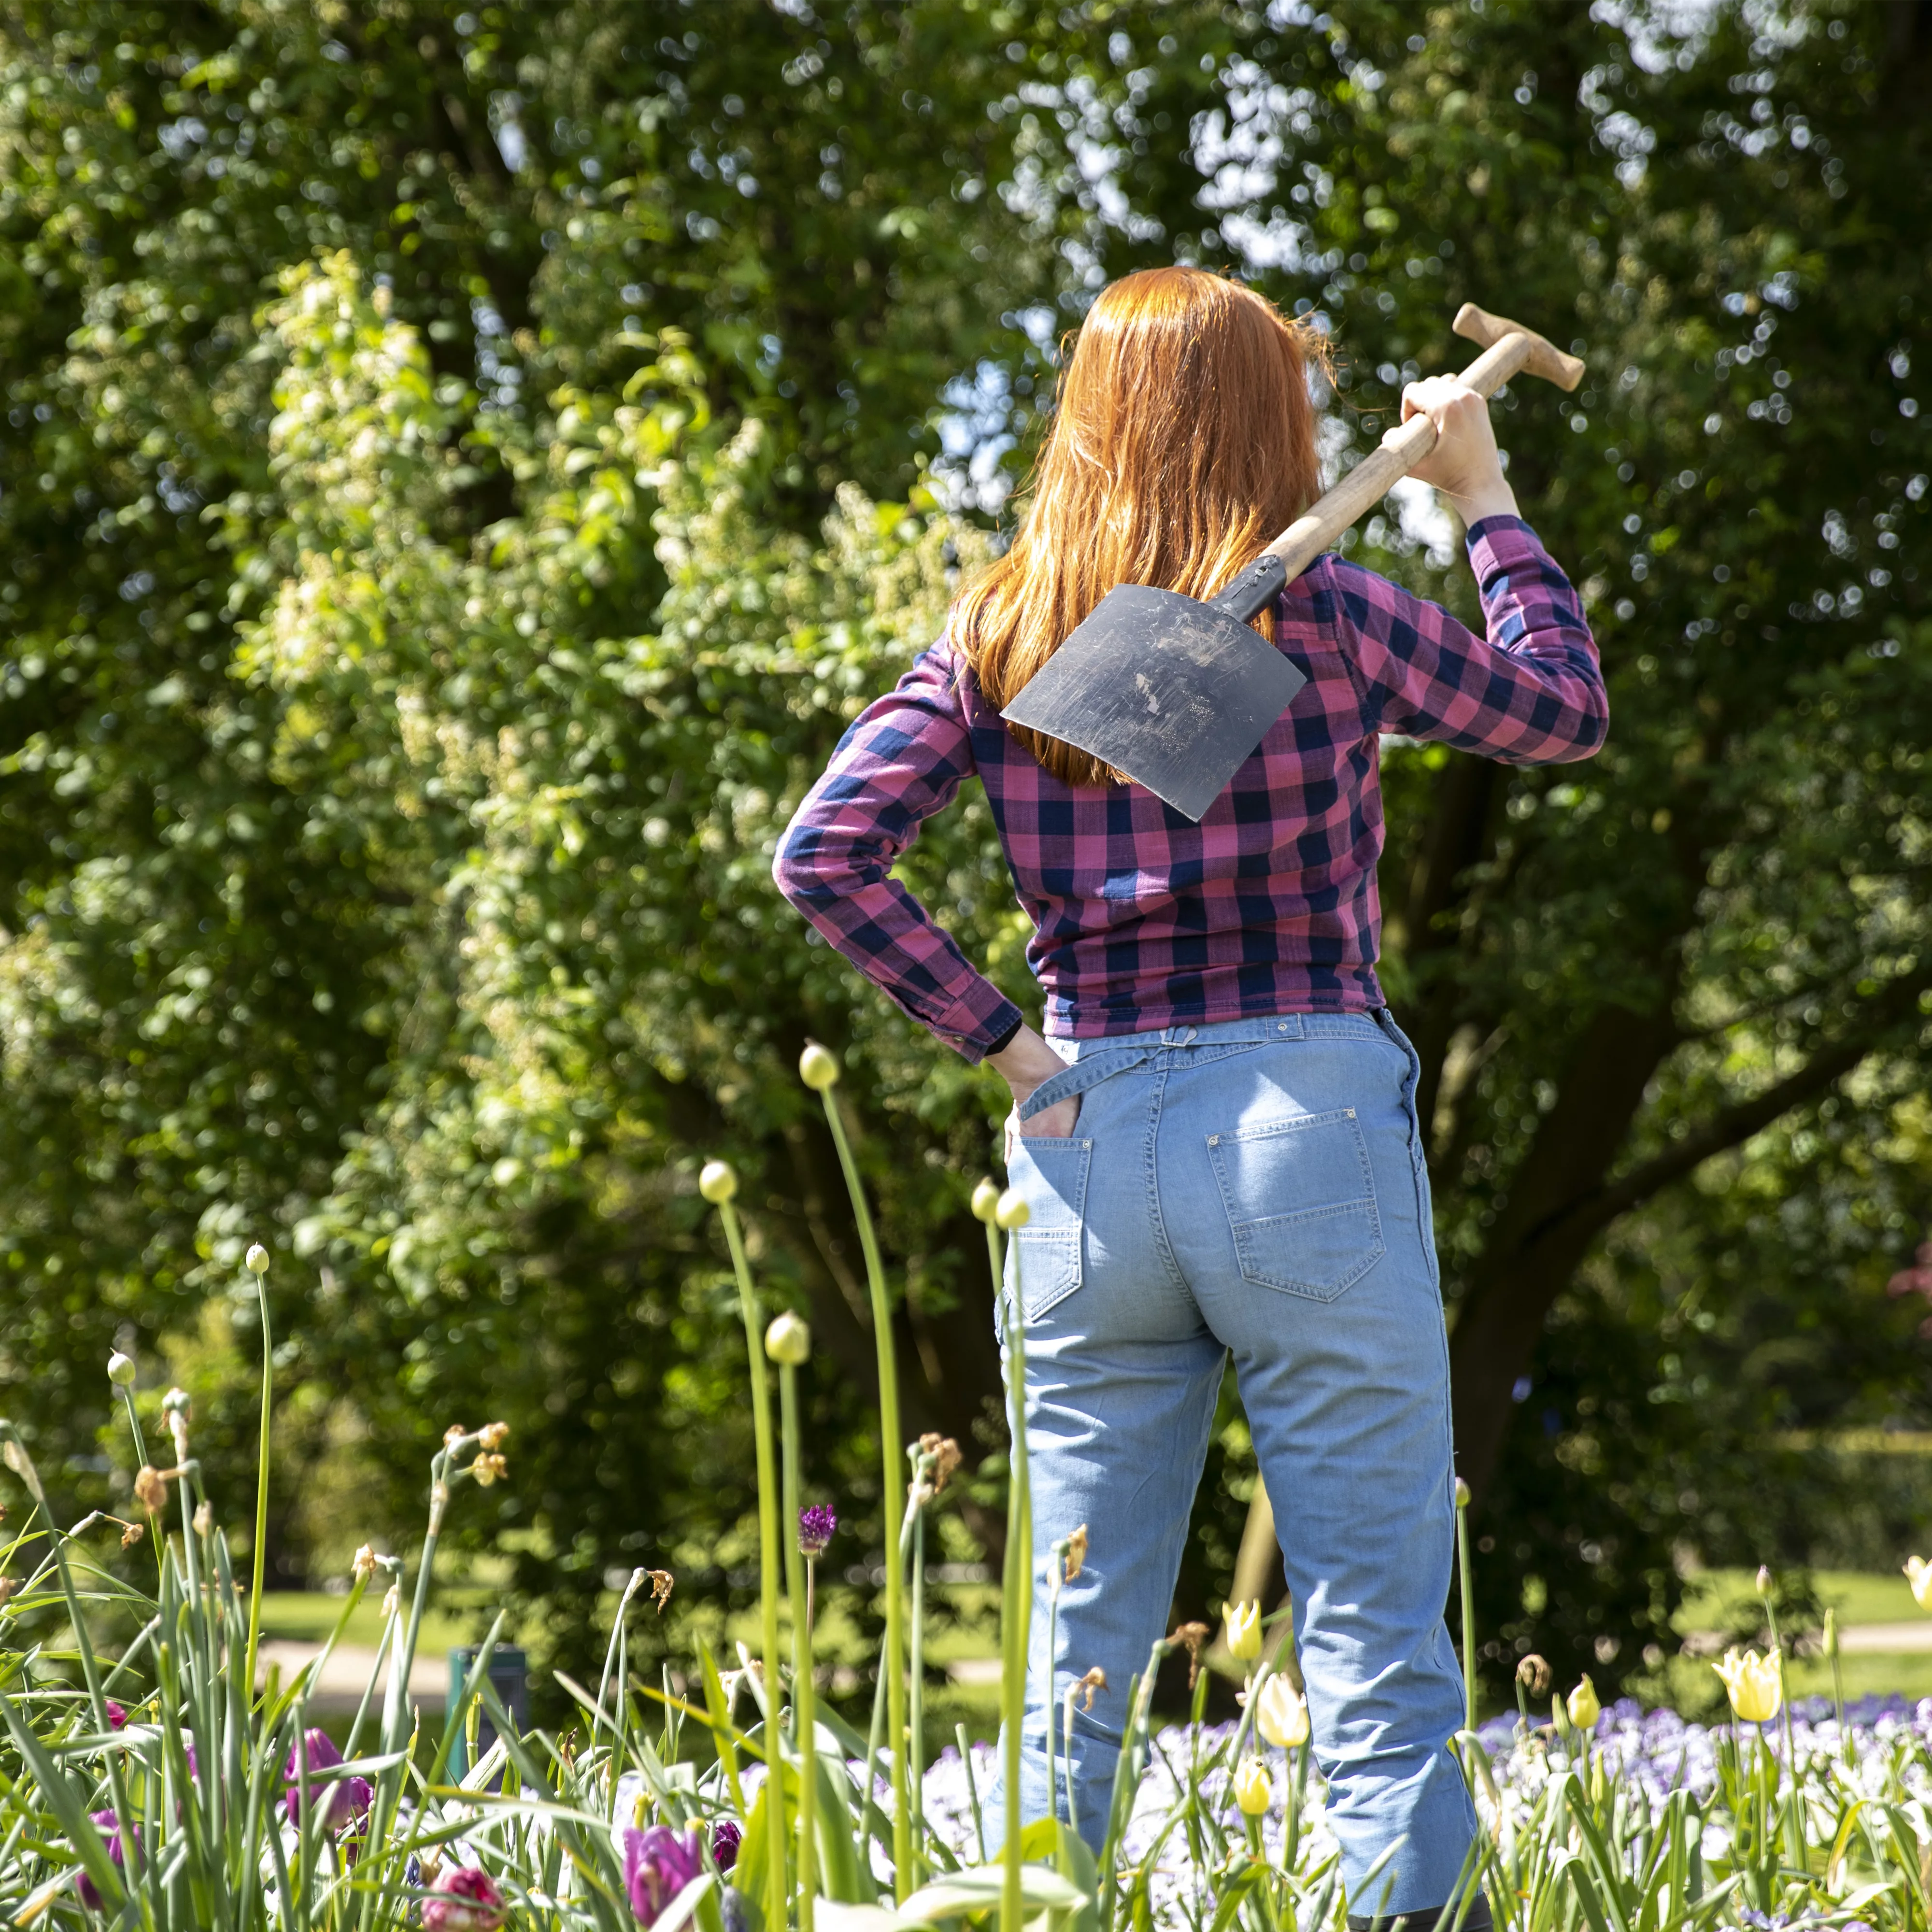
[1003,584,1307,821]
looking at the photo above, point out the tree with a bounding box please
[1,0,1928,1706]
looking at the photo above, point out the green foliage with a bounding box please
[0,0,1928,1713]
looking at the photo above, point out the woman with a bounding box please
[773,267,1605,1927]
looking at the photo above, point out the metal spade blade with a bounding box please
[999,551,1304,823]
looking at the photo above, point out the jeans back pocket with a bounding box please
[1003,1136,1092,1323]
[1206,1109,1383,1302]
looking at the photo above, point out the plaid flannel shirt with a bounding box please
[774,516,1605,1062]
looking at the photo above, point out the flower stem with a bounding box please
[991,1220,1032,1932]
[1454,1481,1476,1733]
[818,1087,909,1898]
[715,1194,788,1919]
[780,1361,817,1932]
[909,1490,927,1880]
[245,1261,273,1709]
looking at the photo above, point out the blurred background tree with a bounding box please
[0,0,1926,1713]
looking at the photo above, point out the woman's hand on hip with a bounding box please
[989,1022,1080,1142]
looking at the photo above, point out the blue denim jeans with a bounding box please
[991,1011,1476,1916]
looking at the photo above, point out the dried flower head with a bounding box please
[160,1388,192,1420]
[120,1520,145,1549]
[1516,1653,1552,1696]
[192,1501,213,1537]
[647,1569,675,1612]
[478,1421,510,1451]
[918,1432,963,1493]
[352,1544,377,1586]
[0,1577,15,1608]
[444,1424,469,1450]
[1071,1665,1107,1712]
[1173,1620,1211,1690]
[470,1452,508,1488]
[382,1583,400,1619]
[134,1465,170,1514]
[798,1506,837,1559]
[1063,1523,1090,1582]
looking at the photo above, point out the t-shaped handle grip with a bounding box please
[1258,300,1588,580]
[1452,302,1586,393]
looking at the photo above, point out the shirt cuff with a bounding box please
[985,1012,1024,1058]
[1464,514,1543,577]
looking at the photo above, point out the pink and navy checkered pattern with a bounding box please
[774,516,1605,1062]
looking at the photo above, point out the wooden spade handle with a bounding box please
[1261,317,1576,582]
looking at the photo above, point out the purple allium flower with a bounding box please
[711,1819,741,1873]
[74,1808,139,1909]
[104,1699,127,1731]
[283,1727,373,1833]
[622,1825,703,1926]
[798,1505,837,1560]
[422,1865,508,1931]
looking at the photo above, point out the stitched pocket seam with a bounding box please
[1206,1111,1385,1303]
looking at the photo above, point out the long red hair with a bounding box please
[954,267,1328,788]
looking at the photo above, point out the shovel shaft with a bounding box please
[1261,329,1537,582]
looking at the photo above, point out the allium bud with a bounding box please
[352,1544,377,1586]
[1755,1564,1773,1597]
[1453,1477,1472,1509]
[1516,1653,1552,1697]
[798,1041,841,1091]
[698,1160,738,1205]
[971,1178,1001,1224]
[764,1312,811,1365]
[107,1351,137,1388]
[245,1243,270,1276]
[192,1500,213,1537]
[994,1188,1030,1232]
[798,1505,837,1559]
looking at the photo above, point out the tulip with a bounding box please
[1224,1598,1262,1662]
[106,1351,136,1388]
[1713,1646,1782,1724]
[1566,1674,1601,1730]
[994,1188,1030,1232]
[422,1866,508,1931]
[73,1809,139,1910]
[623,1825,704,1927]
[104,1700,128,1731]
[245,1242,270,1275]
[698,1160,738,1204]
[1905,1554,1932,1610]
[284,1727,374,1832]
[1256,1672,1309,1748]
[1232,1755,1272,1816]
[798,1041,841,1091]
[764,1312,810,1365]
[711,1819,741,1874]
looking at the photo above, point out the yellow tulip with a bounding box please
[1566,1674,1601,1730]
[1712,1646,1782,1724]
[1223,1599,1262,1662]
[1232,1756,1272,1816]
[1905,1555,1932,1611]
[1255,1673,1309,1748]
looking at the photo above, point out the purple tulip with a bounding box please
[422,1865,508,1931]
[73,1809,139,1909]
[798,1505,837,1560]
[622,1826,703,1926]
[283,1727,373,1834]
[711,1819,741,1873]
[104,1700,128,1731]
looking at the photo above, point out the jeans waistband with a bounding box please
[1018,1010,1392,1122]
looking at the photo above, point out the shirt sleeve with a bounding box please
[1333,515,1608,764]
[772,638,1025,1063]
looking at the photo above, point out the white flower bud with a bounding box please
[994,1188,1030,1232]
[798,1041,841,1091]
[970,1178,1001,1223]
[245,1243,270,1276]
[764,1311,811,1365]
[698,1160,738,1205]
[107,1351,137,1388]
[1454,1477,1471,1509]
